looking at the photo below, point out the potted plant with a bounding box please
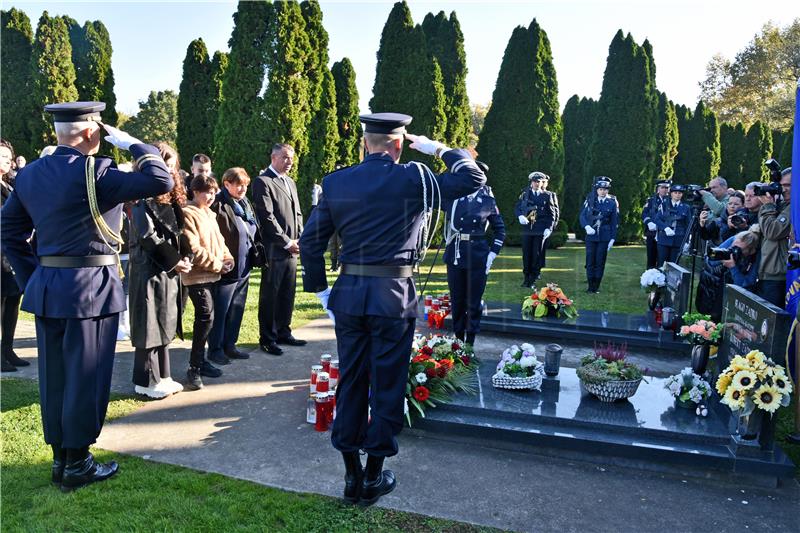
[716,350,793,440]
[522,283,578,319]
[576,342,645,402]
[678,312,723,375]
[639,268,666,310]
[663,368,712,409]
[492,343,544,390]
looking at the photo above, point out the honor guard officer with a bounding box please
[655,183,692,265]
[579,176,619,293]
[0,102,173,491]
[642,179,671,269]
[299,113,485,506]
[443,162,505,346]
[515,171,557,288]
[537,173,559,271]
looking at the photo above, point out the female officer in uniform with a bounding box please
[655,183,692,265]
[443,162,505,345]
[579,177,618,294]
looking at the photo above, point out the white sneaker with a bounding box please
[160,377,184,394]
[134,383,170,399]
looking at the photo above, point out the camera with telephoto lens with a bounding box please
[708,245,742,262]
[754,158,784,197]
[788,249,800,270]
[683,184,709,206]
[765,158,782,181]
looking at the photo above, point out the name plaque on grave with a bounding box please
[662,262,690,318]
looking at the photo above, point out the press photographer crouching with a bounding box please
[696,227,761,321]
[698,190,747,246]
[755,165,791,308]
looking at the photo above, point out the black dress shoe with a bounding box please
[208,352,231,366]
[185,368,204,391]
[341,451,363,504]
[4,351,30,367]
[359,455,396,506]
[276,336,307,346]
[199,360,222,378]
[1,358,17,372]
[261,342,283,356]
[225,347,250,360]
[51,445,66,485]
[520,278,530,288]
[60,448,119,492]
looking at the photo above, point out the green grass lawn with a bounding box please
[0,378,495,533]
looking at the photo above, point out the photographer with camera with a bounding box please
[755,166,792,308]
[698,191,747,246]
[655,184,692,265]
[698,176,730,224]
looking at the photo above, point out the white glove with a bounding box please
[647,222,657,232]
[518,215,529,225]
[316,288,335,324]
[485,252,497,275]
[543,228,552,240]
[102,124,142,151]
[584,225,596,236]
[405,134,449,156]
[664,227,675,237]
[607,239,614,251]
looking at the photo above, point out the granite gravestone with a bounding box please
[662,262,691,319]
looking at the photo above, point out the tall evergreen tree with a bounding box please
[476,19,564,244]
[209,50,228,174]
[775,127,793,168]
[741,120,773,183]
[562,95,597,231]
[673,102,720,184]
[214,0,273,177]
[422,11,471,148]
[654,92,679,182]
[719,122,747,186]
[177,38,214,164]
[331,57,362,166]
[125,90,179,146]
[584,31,658,242]
[29,11,78,151]
[1,8,35,158]
[672,104,693,182]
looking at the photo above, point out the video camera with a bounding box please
[708,245,742,262]
[753,159,783,197]
[682,184,709,207]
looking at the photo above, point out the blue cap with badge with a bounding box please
[359,112,412,134]
[44,101,105,123]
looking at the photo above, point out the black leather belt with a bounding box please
[340,264,414,278]
[39,255,117,268]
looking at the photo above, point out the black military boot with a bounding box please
[51,445,66,484]
[3,349,29,367]
[341,451,363,504]
[60,447,119,492]
[586,279,594,293]
[520,275,531,288]
[465,332,476,345]
[360,455,395,506]
[593,278,601,294]
[1,356,17,372]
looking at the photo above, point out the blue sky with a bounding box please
[13,1,800,116]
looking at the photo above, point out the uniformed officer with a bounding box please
[299,113,485,506]
[0,102,173,491]
[514,172,556,288]
[579,176,619,293]
[537,173,559,271]
[642,179,671,269]
[443,162,505,346]
[655,183,692,265]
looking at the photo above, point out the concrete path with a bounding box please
[6,319,800,532]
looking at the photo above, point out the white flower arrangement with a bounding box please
[664,368,712,407]
[492,343,544,390]
[415,372,427,384]
[640,268,666,291]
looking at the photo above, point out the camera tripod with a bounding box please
[674,204,706,314]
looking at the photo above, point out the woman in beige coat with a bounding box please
[182,175,234,390]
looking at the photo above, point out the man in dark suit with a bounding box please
[252,143,306,355]
[1,102,173,491]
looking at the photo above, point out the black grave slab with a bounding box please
[662,261,692,318]
[413,366,795,486]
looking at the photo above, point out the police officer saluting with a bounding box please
[443,161,505,346]
[515,171,556,288]
[1,102,173,491]
[299,113,485,506]
[655,183,692,265]
[642,179,671,269]
[579,176,619,293]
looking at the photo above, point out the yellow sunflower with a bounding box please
[722,386,746,410]
[732,370,757,391]
[752,385,782,413]
[745,350,766,363]
[716,373,732,395]
[727,356,750,373]
[772,373,793,395]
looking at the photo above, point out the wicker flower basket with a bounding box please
[581,378,642,402]
[492,371,543,391]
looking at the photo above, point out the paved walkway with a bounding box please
[5,319,800,532]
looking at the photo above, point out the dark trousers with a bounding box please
[585,240,609,280]
[756,279,786,309]
[521,234,544,277]
[258,257,297,344]
[187,283,215,369]
[331,311,414,457]
[447,266,487,338]
[328,232,341,270]
[1,293,21,356]
[657,244,680,266]
[538,241,549,270]
[132,345,171,388]
[645,234,659,269]
[35,313,119,448]
[208,275,250,357]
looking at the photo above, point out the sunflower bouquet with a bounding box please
[678,312,723,346]
[716,350,793,415]
[522,283,578,319]
[405,334,479,425]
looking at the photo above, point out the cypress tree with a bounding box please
[476,19,564,244]
[331,57,362,166]
[29,11,79,151]
[421,11,471,147]
[209,50,228,174]
[1,8,35,158]
[654,92,679,182]
[672,104,693,182]
[562,95,597,231]
[125,90,179,146]
[214,0,272,177]
[741,120,772,183]
[584,31,658,242]
[177,38,214,164]
[719,122,747,187]
[776,127,793,167]
[673,102,720,184]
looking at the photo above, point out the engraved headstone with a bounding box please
[662,262,691,318]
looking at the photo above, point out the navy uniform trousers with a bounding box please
[585,241,610,281]
[657,243,681,265]
[646,234,659,269]
[447,266,487,338]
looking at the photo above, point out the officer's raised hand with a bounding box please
[405,134,450,156]
[102,124,142,151]
[584,225,596,236]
